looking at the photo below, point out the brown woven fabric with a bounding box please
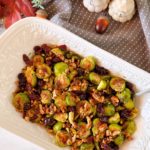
[45,0,150,72]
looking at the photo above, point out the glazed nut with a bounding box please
[95,16,109,34]
[36,9,48,19]
[111,96,119,106]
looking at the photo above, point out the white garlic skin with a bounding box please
[108,0,135,23]
[83,0,110,13]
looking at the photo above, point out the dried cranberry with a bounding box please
[86,136,94,143]
[23,54,32,66]
[72,91,87,100]
[25,83,32,92]
[94,65,109,75]
[29,91,40,100]
[58,45,67,51]
[41,44,51,55]
[18,73,26,81]
[67,106,76,112]
[37,79,45,87]
[109,142,119,150]
[30,114,38,122]
[46,59,52,66]
[44,117,56,127]
[120,109,131,119]
[34,46,42,55]
[77,68,85,76]
[51,56,61,63]
[100,116,108,123]
[97,103,104,116]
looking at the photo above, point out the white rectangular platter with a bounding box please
[0,17,150,150]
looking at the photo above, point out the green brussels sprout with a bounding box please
[36,64,51,79]
[40,90,52,104]
[68,112,74,125]
[116,88,131,102]
[54,96,66,108]
[13,93,30,111]
[114,134,124,146]
[124,120,136,136]
[129,108,138,120]
[116,106,124,111]
[53,122,63,133]
[69,70,78,81]
[80,143,94,150]
[80,56,96,71]
[65,93,76,106]
[77,122,91,139]
[110,77,125,92]
[124,99,135,110]
[92,118,100,135]
[25,67,37,87]
[97,80,107,91]
[55,131,70,147]
[51,48,64,56]
[109,124,122,131]
[95,142,100,150]
[89,72,101,85]
[55,74,70,89]
[102,75,111,80]
[33,55,44,66]
[54,62,68,76]
[54,113,68,122]
[76,101,93,118]
[108,112,120,124]
[104,104,115,116]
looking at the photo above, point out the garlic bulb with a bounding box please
[108,0,135,23]
[83,0,110,13]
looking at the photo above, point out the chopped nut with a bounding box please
[111,96,119,106]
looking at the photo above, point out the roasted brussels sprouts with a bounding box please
[110,77,125,92]
[33,55,44,66]
[13,93,30,111]
[51,48,64,56]
[97,79,107,91]
[36,64,51,79]
[108,112,120,124]
[124,120,136,137]
[80,56,96,71]
[104,104,115,116]
[53,122,63,133]
[25,67,37,87]
[54,113,68,122]
[89,72,101,85]
[109,124,122,131]
[65,93,76,106]
[40,90,52,104]
[80,143,94,150]
[124,99,135,110]
[114,134,124,146]
[54,62,68,76]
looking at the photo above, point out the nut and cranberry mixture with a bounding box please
[13,44,138,150]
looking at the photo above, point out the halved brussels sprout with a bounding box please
[25,67,37,87]
[40,90,52,104]
[92,118,100,135]
[13,93,30,111]
[95,142,100,150]
[109,124,122,131]
[104,104,115,116]
[54,113,68,122]
[55,74,70,89]
[51,48,64,56]
[110,77,125,92]
[80,56,96,71]
[76,100,93,118]
[108,112,120,124]
[55,131,70,147]
[116,88,131,102]
[69,70,78,81]
[89,72,101,85]
[124,99,135,110]
[36,64,51,79]
[114,134,124,146]
[65,93,76,106]
[129,108,138,120]
[33,55,44,66]
[97,80,107,91]
[124,120,136,137]
[80,143,94,150]
[54,62,68,76]
[53,122,63,133]
[54,95,66,111]
[77,122,91,139]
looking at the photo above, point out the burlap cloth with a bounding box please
[0,0,150,72]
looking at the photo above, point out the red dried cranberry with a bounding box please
[34,46,42,55]
[58,45,67,51]
[77,68,85,76]
[44,117,56,127]
[100,116,109,123]
[52,56,61,63]
[97,103,104,116]
[95,65,109,75]
[29,91,40,100]
[46,59,52,66]
[41,44,51,55]
[120,109,131,119]
[23,54,32,66]
[67,106,76,112]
